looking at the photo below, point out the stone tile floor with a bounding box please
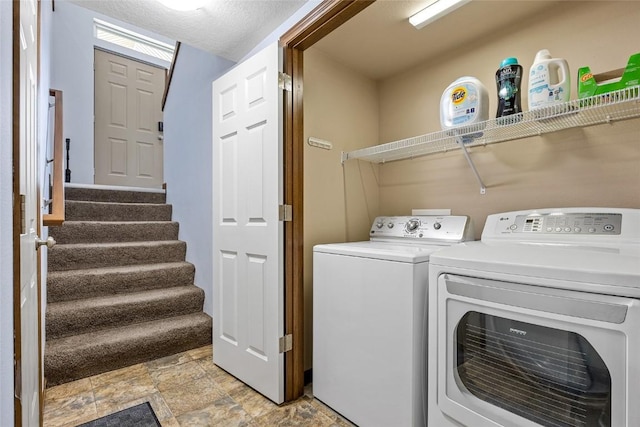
[43,345,355,426]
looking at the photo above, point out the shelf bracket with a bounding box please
[456,136,486,195]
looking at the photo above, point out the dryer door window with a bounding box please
[456,311,611,427]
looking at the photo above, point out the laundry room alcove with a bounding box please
[301,0,640,373]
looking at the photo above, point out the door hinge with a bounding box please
[278,72,292,92]
[279,334,293,353]
[279,204,292,222]
[20,194,26,234]
[14,357,21,400]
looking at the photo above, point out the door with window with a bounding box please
[94,49,165,188]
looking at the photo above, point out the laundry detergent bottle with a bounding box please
[528,49,570,110]
[495,57,523,120]
[440,76,489,137]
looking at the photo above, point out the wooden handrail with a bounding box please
[43,89,64,226]
[162,41,181,111]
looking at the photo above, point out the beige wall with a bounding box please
[378,1,640,238]
[303,48,380,369]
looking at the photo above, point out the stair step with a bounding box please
[47,262,195,303]
[46,286,205,340]
[65,200,172,222]
[48,241,186,272]
[65,187,166,204]
[49,221,179,244]
[44,312,212,386]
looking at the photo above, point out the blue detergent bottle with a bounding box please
[495,57,523,121]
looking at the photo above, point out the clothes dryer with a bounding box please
[313,215,474,427]
[428,208,640,427]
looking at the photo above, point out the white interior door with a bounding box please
[94,49,164,188]
[212,42,284,403]
[17,0,40,425]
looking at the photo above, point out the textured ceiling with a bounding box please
[69,0,308,62]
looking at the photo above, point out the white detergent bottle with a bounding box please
[440,76,489,139]
[528,49,570,110]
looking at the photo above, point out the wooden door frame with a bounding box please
[280,0,375,401]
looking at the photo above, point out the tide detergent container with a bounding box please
[528,49,570,110]
[440,76,489,139]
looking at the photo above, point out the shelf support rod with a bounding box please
[456,136,486,194]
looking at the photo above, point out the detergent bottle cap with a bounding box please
[534,49,552,62]
[500,57,519,67]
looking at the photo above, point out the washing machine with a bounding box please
[313,215,474,427]
[427,208,640,427]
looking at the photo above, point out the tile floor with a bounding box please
[43,345,354,427]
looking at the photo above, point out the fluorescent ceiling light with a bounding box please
[157,0,206,11]
[409,0,470,29]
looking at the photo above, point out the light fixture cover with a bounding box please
[157,0,206,12]
[409,0,470,29]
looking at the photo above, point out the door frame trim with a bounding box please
[280,0,375,401]
[12,0,22,421]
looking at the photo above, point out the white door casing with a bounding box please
[17,0,40,425]
[94,49,165,188]
[212,42,284,403]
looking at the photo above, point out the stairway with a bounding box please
[45,187,212,386]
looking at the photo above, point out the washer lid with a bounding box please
[430,241,640,296]
[313,240,453,263]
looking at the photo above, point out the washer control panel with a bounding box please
[495,212,622,235]
[370,216,472,242]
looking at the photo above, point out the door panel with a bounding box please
[212,42,284,403]
[95,50,164,188]
[16,0,41,425]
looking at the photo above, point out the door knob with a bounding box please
[35,236,56,250]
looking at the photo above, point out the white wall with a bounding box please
[0,1,14,424]
[51,0,174,184]
[163,44,234,316]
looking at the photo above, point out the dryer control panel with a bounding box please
[497,212,622,235]
[369,216,473,243]
[481,208,640,249]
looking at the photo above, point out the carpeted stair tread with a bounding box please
[46,187,211,386]
[49,221,179,244]
[65,200,172,222]
[46,286,205,340]
[48,240,187,272]
[65,187,166,204]
[45,313,212,386]
[47,262,195,303]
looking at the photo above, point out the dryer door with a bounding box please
[434,273,640,427]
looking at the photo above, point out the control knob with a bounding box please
[433,222,442,230]
[405,219,420,233]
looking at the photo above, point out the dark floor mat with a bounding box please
[76,402,160,427]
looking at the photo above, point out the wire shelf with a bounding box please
[342,86,640,164]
